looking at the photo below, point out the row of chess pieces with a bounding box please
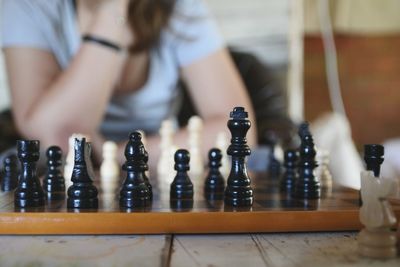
[0,107,260,209]
[278,123,332,198]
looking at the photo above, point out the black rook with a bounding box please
[363,144,384,178]
[14,140,45,208]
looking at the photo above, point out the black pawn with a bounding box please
[67,138,98,209]
[14,140,45,208]
[143,150,153,199]
[280,149,299,193]
[224,107,253,207]
[204,148,225,194]
[170,149,194,200]
[294,122,320,199]
[43,146,65,199]
[119,132,152,208]
[364,144,384,178]
[1,155,18,192]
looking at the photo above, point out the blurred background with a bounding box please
[1,0,399,150]
[2,0,400,187]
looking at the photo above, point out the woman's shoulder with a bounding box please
[2,0,67,19]
[1,0,72,51]
[161,0,224,67]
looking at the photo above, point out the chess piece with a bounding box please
[67,138,98,209]
[170,149,193,200]
[315,149,333,196]
[64,133,90,189]
[358,170,398,259]
[294,122,320,199]
[100,141,120,196]
[364,144,384,178]
[1,154,18,192]
[14,140,45,208]
[188,116,204,176]
[280,149,298,193]
[215,131,230,177]
[143,149,153,199]
[43,146,65,199]
[224,107,253,207]
[157,120,176,183]
[204,148,225,195]
[64,135,76,187]
[119,132,151,208]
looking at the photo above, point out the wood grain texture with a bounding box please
[171,232,400,267]
[0,232,398,267]
[0,235,170,267]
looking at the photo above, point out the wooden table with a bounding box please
[0,232,398,267]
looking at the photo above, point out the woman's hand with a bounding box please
[87,0,133,48]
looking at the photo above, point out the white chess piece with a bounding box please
[157,120,176,183]
[358,170,398,259]
[188,116,204,177]
[315,149,333,196]
[216,131,230,177]
[100,141,120,196]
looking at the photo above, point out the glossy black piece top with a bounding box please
[363,144,384,177]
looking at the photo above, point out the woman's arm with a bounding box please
[179,48,257,147]
[138,48,257,169]
[3,2,130,151]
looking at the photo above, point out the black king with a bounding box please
[224,107,253,207]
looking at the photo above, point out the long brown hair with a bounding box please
[127,0,177,53]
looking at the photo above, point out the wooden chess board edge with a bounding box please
[0,210,376,235]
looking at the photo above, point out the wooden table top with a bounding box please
[0,232,398,267]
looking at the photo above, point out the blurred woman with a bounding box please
[1,0,256,164]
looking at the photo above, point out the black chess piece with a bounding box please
[43,146,65,199]
[1,154,18,192]
[204,148,225,195]
[14,140,45,208]
[143,150,153,199]
[293,122,320,199]
[280,149,298,193]
[224,107,253,207]
[364,144,384,178]
[67,138,98,209]
[170,149,194,200]
[120,132,152,208]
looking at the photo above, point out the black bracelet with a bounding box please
[82,34,122,52]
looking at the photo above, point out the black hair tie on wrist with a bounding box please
[82,34,122,52]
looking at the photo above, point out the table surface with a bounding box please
[0,232,398,267]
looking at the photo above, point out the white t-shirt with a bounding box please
[1,0,223,140]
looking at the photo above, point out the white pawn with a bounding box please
[188,116,204,177]
[100,141,120,196]
[315,149,333,196]
[157,120,176,183]
[216,131,230,177]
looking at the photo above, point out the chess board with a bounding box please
[1,171,399,235]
